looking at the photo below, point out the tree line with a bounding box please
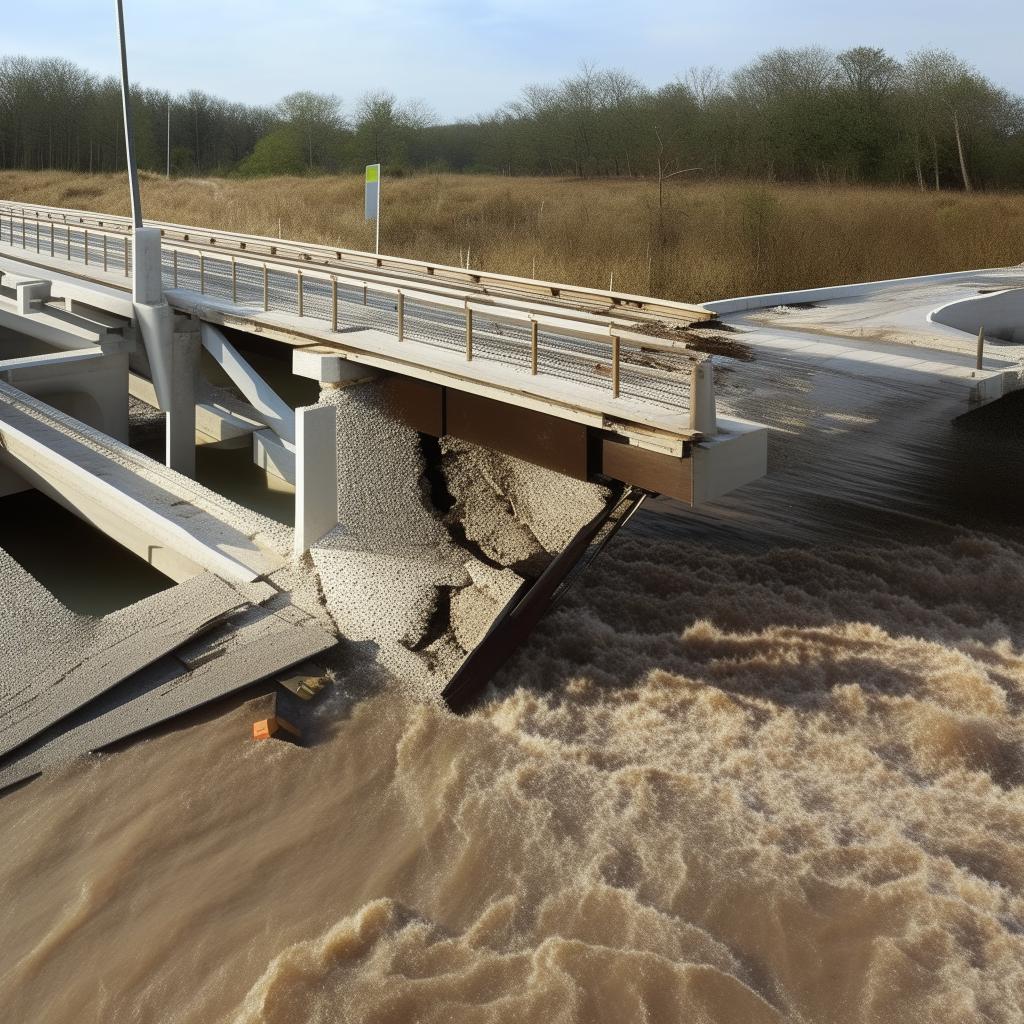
[2,46,1022,189]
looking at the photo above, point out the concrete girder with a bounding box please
[200,322,295,445]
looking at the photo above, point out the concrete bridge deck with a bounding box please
[0,200,716,452]
[704,267,1024,416]
[0,200,771,510]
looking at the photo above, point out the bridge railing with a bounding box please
[1,205,132,278]
[0,202,715,432]
[0,198,711,327]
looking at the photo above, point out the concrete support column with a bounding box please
[293,403,338,556]
[132,227,164,304]
[99,349,131,442]
[166,318,199,477]
[131,226,176,416]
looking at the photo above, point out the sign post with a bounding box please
[364,163,381,255]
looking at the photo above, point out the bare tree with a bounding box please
[277,91,344,171]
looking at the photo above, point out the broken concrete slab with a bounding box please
[0,607,336,791]
[0,554,258,759]
[0,380,291,583]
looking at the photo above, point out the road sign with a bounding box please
[364,163,381,254]
[364,163,380,220]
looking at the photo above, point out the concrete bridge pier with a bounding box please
[165,316,199,478]
[131,226,193,474]
[294,403,338,556]
[290,348,379,556]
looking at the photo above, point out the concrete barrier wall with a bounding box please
[704,267,1013,316]
[929,288,1024,343]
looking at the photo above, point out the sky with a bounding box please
[6,0,1023,121]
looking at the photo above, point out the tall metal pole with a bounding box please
[166,100,171,178]
[115,0,143,228]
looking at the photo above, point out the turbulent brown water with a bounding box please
[2,386,1024,1021]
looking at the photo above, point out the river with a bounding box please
[1,347,1022,1022]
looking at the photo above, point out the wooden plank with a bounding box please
[0,572,254,759]
[442,489,644,711]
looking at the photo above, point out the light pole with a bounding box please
[113,0,194,477]
[167,99,171,179]
[114,0,142,228]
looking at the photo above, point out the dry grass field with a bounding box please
[2,170,1022,301]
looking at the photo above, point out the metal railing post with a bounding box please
[199,251,205,294]
[84,228,90,265]
[124,236,130,277]
[530,319,538,375]
[611,335,620,397]
[231,257,237,303]
[397,291,404,341]
[297,271,303,316]
[465,306,474,361]
[34,215,39,253]
[172,249,178,288]
[103,234,108,272]
[49,222,54,257]
[263,264,269,311]
[331,277,338,331]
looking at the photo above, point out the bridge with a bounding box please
[0,197,769,789]
[0,199,766,508]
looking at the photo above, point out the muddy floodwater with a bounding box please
[1,377,1023,1021]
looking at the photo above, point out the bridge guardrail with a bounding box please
[0,198,711,326]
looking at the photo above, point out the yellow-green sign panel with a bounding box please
[364,163,381,220]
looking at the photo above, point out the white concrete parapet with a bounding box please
[929,288,1024,344]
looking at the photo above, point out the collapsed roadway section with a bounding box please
[0,201,769,788]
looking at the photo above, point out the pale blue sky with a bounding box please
[6,0,1022,120]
